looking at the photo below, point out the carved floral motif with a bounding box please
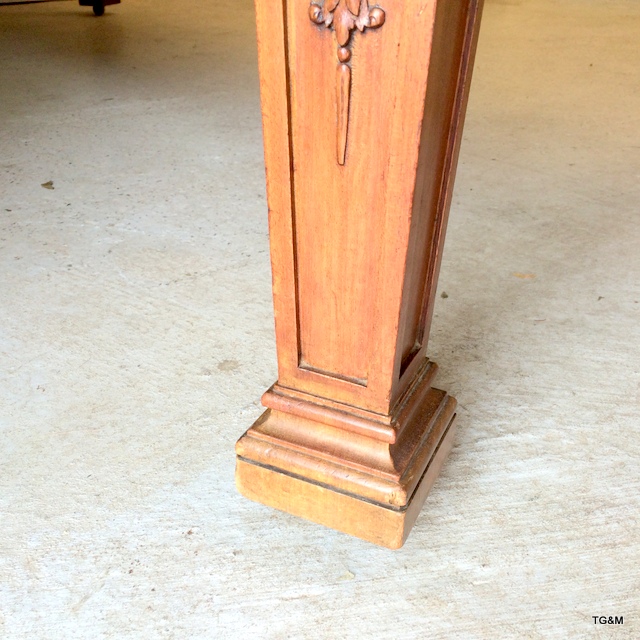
[309,0,386,52]
[309,0,386,165]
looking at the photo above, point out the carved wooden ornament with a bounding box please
[309,0,386,165]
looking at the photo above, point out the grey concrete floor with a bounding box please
[1,0,639,637]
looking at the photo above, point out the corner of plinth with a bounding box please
[235,370,457,548]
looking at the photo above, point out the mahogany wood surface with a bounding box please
[236,0,484,548]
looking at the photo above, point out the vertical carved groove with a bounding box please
[336,63,352,165]
[309,0,386,165]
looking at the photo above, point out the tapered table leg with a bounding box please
[236,0,483,548]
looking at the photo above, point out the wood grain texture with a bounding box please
[395,0,485,395]
[239,0,484,546]
[236,405,456,549]
[260,0,484,412]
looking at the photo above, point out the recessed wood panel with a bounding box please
[397,0,476,375]
[260,0,482,414]
[287,0,392,384]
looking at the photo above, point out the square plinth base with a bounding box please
[236,414,456,549]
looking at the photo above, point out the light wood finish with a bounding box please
[236,412,456,550]
[236,0,483,548]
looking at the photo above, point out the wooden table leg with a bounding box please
[236,0,484,549]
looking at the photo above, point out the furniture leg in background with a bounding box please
[78,0,120,17]
[236,0,484,549]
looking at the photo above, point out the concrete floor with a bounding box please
[1,0,638,637]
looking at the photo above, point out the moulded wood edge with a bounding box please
[235,413,456,548]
